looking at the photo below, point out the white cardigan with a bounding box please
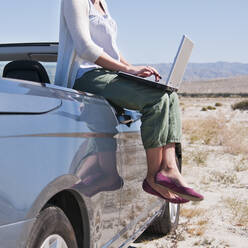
[55,0,106,88]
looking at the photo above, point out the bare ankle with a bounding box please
[146,174,155,183]
[160,167,180,176]
[166,161,178,169]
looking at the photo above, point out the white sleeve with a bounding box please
[63,0,103,62]
[100,0,109,15]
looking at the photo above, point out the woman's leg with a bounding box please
[74,69,186,198]
[159,92,187,187]
[161,143,188,187]
[145,147,178,199]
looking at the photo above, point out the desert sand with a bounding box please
[130,96,248,248]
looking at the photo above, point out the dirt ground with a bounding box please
[130,97,248,248]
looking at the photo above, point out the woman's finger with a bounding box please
[147,66,162,81]
[131,65,160,79]
[148,66,161,77]
[137,69,153,77]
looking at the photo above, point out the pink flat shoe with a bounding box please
[155,172,204,201]
[142,179,189,204]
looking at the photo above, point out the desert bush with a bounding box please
[192,150,208,166]
[183,117,226,145]
[222,124,248,156]
[224,197,248,226]
[215,102,223,107]
[201,107,208,111]
[181,208,209,237]
[207,170,237,185]
[180,208,206,218]
[231,100,248,110]
[183,116,248,156]
[182,149,209,168]
[234,157,248,172]
[200,105,217,111]
[207,106,216,110]
[186,226,207,236]
[182,151,191,167]
[194,238,229,248]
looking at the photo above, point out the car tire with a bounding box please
[26,206,78,248]
[146,143,182,235]
[146,201,180,235]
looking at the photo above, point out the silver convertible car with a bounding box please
[0,43,182,248]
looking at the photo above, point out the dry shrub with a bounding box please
[180,208,206,218]
[207,105,216,110]
[183,117,226,145]
[182,150,208,167]
[181,208,209,237]
[224,197,248,226]
[202,170,237,185]
[194,238,230,248]
[232,100,248,110]
[183,116,248,156]
[216,171,237,184]
[200,106,217,111]
[197,219,209,226]
[186,226,206,236]
[192,150,208,166]
[215,102,223,107]
[182,151,191,166]
[234,157,248,172]
[194,237,230,248]
[222,124,248,156]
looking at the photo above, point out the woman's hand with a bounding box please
[126,65,161,82]
[95,52,161,81]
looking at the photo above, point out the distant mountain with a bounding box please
[146,62,248,81]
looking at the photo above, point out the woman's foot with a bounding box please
[159,167,189,188]
[145,176,179,201]
[142,179,189,204]
[155,171,204,201]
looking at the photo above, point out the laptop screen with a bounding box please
[167,35,194,89]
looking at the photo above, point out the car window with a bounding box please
[40,62,57,84]
[0,61,57,84]
[0,62,10,78]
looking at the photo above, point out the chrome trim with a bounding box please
[102,201,162,248]
[0,219,35,229]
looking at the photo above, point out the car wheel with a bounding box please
[146,201,180,235]
[26,206,78,248]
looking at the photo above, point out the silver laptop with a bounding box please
[118,35,194,92]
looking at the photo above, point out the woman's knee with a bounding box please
[169,92,179,105]
[160,92,170,103]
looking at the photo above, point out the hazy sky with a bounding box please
[0,0,247,64]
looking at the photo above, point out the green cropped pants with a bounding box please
[74,69,182,149]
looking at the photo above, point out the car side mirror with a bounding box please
[117,109,141,127]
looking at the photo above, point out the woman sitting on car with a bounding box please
[55,0,204,203]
